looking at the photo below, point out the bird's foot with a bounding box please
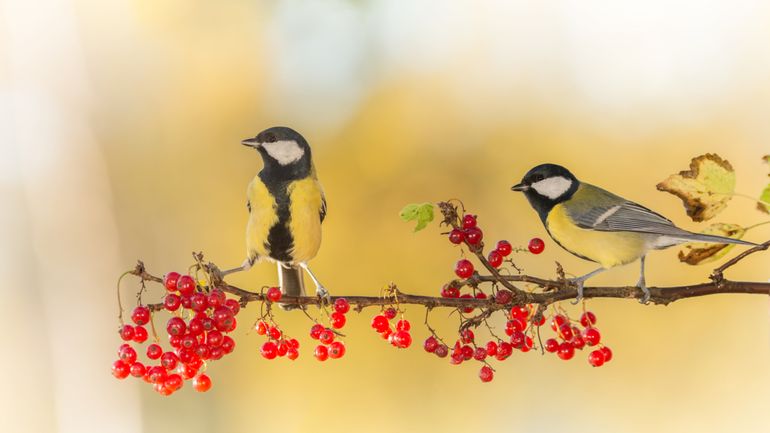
[218,258,253,278]
[315,286,331,307]
[636,278,650,304]
[567,278,586,305]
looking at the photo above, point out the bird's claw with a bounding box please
[316,286,331,306]
[637,284,651,304]
[568,278,585,305]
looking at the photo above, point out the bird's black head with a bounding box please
[511,164,579,221]
[242,126,313,179]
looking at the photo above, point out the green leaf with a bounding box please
[400,202,434,232]
[656,153,736,222]
[678,223,745,265]
[757,155,770,214]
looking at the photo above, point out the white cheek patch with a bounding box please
[262,140,305,165]
[531,176,573,199]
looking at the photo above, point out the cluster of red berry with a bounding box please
[543,310,613,367]
[112,272,240,395]
[371,307,412,349]
[257,287,301,361]
[308,298,350,361]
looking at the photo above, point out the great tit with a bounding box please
[223,126,328,302]
[511,163,755,303]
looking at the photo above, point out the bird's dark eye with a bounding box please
[265,133,277,143]
[530,174,544,183]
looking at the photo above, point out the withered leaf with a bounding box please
[657,153,735,222]
[678,223,745,265]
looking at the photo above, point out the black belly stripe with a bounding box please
[259,172,294,262]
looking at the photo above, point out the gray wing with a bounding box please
[567,184,687,237]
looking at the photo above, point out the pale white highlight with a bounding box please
[262,140,305,165]
[531,176,573,199]
[592,205,621,227]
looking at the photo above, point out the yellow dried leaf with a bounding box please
[678,223,745,265]
[757,155,770,214]
[656,153,735,222]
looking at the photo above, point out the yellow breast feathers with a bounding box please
[245,177,278,262]
[286,177,324,263]
[546,203,648,268]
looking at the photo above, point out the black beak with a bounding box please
[241,137,260,148]
[511,183,529,192]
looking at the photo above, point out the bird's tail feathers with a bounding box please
[678,232,757,246]
[278,263,305,306]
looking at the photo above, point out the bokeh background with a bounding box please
[2,1,770,432]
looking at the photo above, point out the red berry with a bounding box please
[146,344,163,360]
[287,338,300,349]
[187,318,204,336]
[557,342,575,360]
[558,324,574,341]
[423,336,439,353]
[209,346,224,360]
[473,347,487,361]
[314,345,329,361]
[164,294,181,311]
[393,330,412,348]
[462,214,477,229]
[266,287,282,302]
[479,365,494,382]
[132,326,148,343]
[572,335,586,350]
[329,341,346,359]
[600,346,613,363]
[495,290,513,305]
[507,318,526,333]
[334,298,350,314]
[164,374,183,391]
[580,311,597,327]
[195,345,211,360]
[448,229,465,244]
[118,325,135,341]
[268,326,282,341]
[521,336,533,352]
[177,275,196,296]
[510,305,529,321]
[528,238,545,254]
[207,289,226,307]
[260,341,278,360]
[461,345,474,360]
[319,329,335,345]
[434,344,449,358]
[487,250,503,268]
[460,329,474,344]
[193,374,212,392]
[454,259,474,279]
[383,308,397,320]
[545,338,559,353]
[255,321,267,336]
[207,330,224,347]
[496,240,513,256]
[118,345,137,364]
[221,336,236,354]
[224,298,241,315]
[277,341,289,357]
[583,328,601,346]
[441,286,461,298]
[464,227,483,245]
[396,319,411,332]
[287,348,299,360]
[310,323,324,339]
[189,293,208,312]
[112,360,130,379]
[130,362,146,378]
[166,317,186,337]
[485,341,499,357]
[531,314,546,327]
[163,272,181,292]
[131,306,151,326]
[551,314,568,331]
[588,349,605,367]
[510,331,525,348]
[147,366,167,384]
[330,312,346,329]
[160,352,179,370]
[371,315,389,333]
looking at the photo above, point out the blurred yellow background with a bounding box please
[2,1,770,432]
